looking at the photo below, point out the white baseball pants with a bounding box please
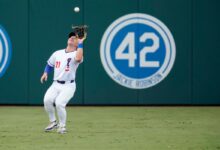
[44,81,76,127]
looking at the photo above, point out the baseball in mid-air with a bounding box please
[74,7,80,13]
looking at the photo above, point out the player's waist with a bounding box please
[55,80,74,84]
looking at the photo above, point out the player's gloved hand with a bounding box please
[72,25,88,39]
[40,73,48,84]
[78,33,87,44]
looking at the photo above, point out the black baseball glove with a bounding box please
[72,25,88,39]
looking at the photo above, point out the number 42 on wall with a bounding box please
[115,32,160,68]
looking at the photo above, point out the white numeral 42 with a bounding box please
[115,32,160,68]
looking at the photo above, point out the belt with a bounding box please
[56,80,74,84]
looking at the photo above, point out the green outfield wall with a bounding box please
[0,0,219,105]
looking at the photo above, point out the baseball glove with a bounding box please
[72,25,88,39]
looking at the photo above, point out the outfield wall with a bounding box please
[0,0,220,105]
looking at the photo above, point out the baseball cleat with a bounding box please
[44,121,58,132]
[57,126,67,134]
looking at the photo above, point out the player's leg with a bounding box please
[44,82,59,131]
[55,83,76,133]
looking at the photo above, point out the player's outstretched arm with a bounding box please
[75,36,86,62]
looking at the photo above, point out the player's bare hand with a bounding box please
[40,73,48,84]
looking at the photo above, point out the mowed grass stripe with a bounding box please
[0,106,220,150]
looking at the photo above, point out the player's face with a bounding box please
[68,36,78,47]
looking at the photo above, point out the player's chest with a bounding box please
[54,54,74,69]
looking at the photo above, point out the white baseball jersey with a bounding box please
[47,49,83,81]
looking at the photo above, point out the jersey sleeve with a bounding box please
[47,52,56,67]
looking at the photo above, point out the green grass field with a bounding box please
[0,106,220,150]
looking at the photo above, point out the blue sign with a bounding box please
[0,25,12,78]
[100,13,176,89]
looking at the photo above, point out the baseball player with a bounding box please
[40,31,85,134]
